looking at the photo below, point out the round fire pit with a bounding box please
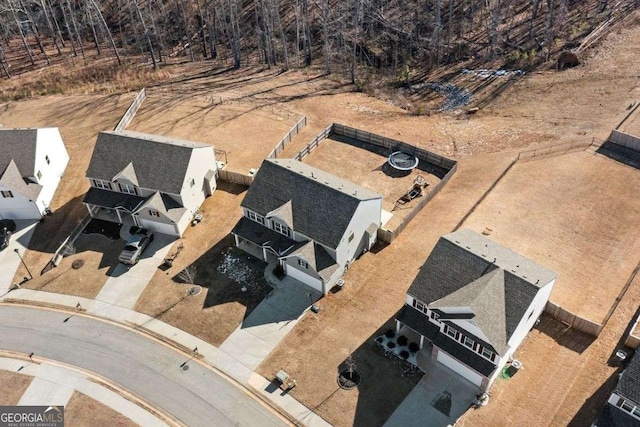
[337,369,362,390]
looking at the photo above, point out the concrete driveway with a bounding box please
[384,355,479,427]
[0,220,38,292]
[221,275,322,370]
[95,233,175,309]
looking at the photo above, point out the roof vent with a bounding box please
[493,257,497,263]
[353,190,358,195]
[536,279,540,284]
[311,172,316,179]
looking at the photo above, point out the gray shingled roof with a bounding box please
[0,129,38,176]
[86,131,211,195]
[135,192,186,223]
[232,217,297,255]
[408,229,557,355]
[82,187,146,212]
[594,405,640,427]
[396,305,440,341]
[285,240,339,281]
[618,350,640,404]
[241,159,382,249]
[433,333,497,377]
[0,159,42,201]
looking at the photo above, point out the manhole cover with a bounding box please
[337,370,362,390]
[188,285,202,296]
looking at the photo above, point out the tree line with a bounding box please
[0,0,637,81]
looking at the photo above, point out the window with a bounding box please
[463,336,474,349]
[413,299,424,312]
[93,179,112,190]
[430,311,440,322]
[247,211,264,224]
[45,155,50,165]
[446,327,458,339]
[1,190,13,198]
[37,170,42,180]
[482,347,493,359]
[149,210,160,217]
[618,398,640,418]
[298,259,308,268]
[119,183,138,195]
[348,232,354,243]
[190,178,195,188]
[273,221,291,237]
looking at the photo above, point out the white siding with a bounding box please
[335,197,382,266]
[138,218,179,235]
[34,128,70,212]
[0,186,41,219]
[179,146,216,217]
[285,263,324,293]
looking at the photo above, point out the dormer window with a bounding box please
[93,179,112,190]
[149,210,160,217]
[1,190,13,198]
[298,259,308,268]
[119,183,138,195]
[273,221,291,237]
[248,211,264,224]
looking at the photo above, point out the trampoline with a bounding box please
[387,151,419,171]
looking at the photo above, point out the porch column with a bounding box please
[86,204,94,216]
[420,335,425,349]
[395,320,401,334]
[233,234,240,247]
[116,209,122,223]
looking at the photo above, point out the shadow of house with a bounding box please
[171,234,271,320]
[535,314,596,354]
[216,181,248,196]
[569,370,620,427]
[596,141,640,171]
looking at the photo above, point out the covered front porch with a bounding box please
[83,187,146,226]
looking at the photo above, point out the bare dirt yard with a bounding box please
[300,136,444,229]
[134,182,272,347]
[461,150,640,324]
[64,391,138,427]
[0,370,33,405]
[129,86,300,174]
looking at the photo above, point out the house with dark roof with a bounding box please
[83,131,217,236]
[232,158,383,294]
[0,128,69,219]
[593,350,640,427]
[395,229,556,391]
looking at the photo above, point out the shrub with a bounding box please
[387,341,396,349]
[397,335,408,346]
[399,350,409,359]
[71,259,84,270]
[385,329,396,339]
[409,342,420,353]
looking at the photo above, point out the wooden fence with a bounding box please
[217,169,254,186]
[294,124,333,160]
[517,138,596,161]
[114,88,147,132]
[544,301,604,337]
[609,129,640,152]
[267,116,307,159]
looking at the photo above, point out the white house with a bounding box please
[83,131,217,236]
[232,158,383,294]
[0,128,70,220]
[593,346,640,426]
[395,229,557,391]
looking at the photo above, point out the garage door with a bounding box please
[285,264,324,294]
[436,348,484,387]
[138,219,179,236]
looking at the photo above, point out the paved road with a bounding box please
[0,306,287,427]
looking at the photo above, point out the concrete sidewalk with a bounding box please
[0,221,38,292]
[0,357,168,426]
[0,288,331,427]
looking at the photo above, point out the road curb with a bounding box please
[0,349,186,427]
[0,300,299,427]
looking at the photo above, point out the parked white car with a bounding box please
[118,229,154,265]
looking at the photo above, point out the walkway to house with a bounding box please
[220,267,323,371]
[94,222,175,310]
[384,348,479,427]
[0,220,38,292]
[2,356,168,426]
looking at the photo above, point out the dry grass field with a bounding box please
[64,391,138,427]
[461,151,640,324]
[0,370,33,405]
